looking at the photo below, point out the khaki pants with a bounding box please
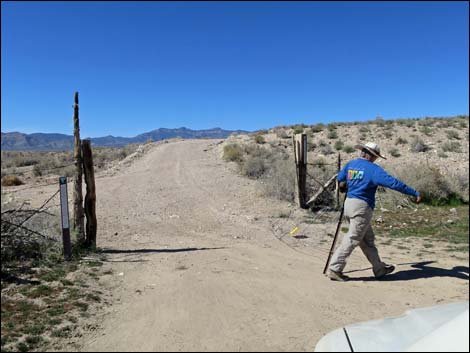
[329,198,388,277]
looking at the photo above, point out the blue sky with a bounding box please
[1,1,468,138]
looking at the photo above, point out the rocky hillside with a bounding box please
[223,115,469,204]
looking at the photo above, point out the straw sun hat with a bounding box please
[354,142,387,159]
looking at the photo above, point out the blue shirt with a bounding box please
[337,158,419,209]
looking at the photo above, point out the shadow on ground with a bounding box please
[347,261,469,282]
[99,247,226,254]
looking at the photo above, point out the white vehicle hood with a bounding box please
[315,301,469,352]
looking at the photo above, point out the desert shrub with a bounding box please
[334,140,344,151]
[383,130,394,139]
[374,117,385,127]
[395,137,407,145]
[445,130,460,140]
[418,118,434,127]
[410,136,430,153]
[262,157,296,202]
[359,133,367,141]
[308,141,317,152]
[394,163,462,205]
[223,144,244,162]
[254,133,266,144]
[342,145,355,153]
[318,143,334,155]
[310,123,325,133]
[385,120,394,127]
[312,157,327,167]
[441,141,462,153]
[404,120,416,128]
[292,125,305,134]
[389,148,401,157]
[241,156,266,178]
[327,123,337,131]
[448,169,469,203]
[420,126,433,136]
[33,164,42,177]
[358,126,369,133]
[437,150,448,158]
[327,130,338,139]
[1,175,24,186]
[276,129,289,139]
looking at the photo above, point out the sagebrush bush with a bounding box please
[358,126,369,133]
[311,124,325,133]
[441,141,462,153]
[395,137,407,145]
[389,148,401,157]
[241,156,266,178]
[410,136,430,153]
[262,157,296,202]
[420,126,433,136]
[292,125,305,134]
[223,144,244,162]
[276,129,289,139]
[327,130,338,139]
[1,175,24,186]
[342,145,355,153]
[334,140,344,151]
[327,123,337,131]
[445,130,460,140]
[394,163,465,205]
[254,133,266,144]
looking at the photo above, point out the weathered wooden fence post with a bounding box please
[59,177,72,261]
[82,140,97,249]
[72,92,85,243]
[294,133,308,209]
[335,153,341,209]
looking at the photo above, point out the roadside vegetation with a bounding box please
[222,115,469,257]
[1,144,141,181]
[1,200,112,352]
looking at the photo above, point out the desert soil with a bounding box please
[8,139,469,352]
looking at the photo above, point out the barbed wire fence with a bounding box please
[1,183,66,265]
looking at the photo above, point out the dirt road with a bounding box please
[63,139,468,352]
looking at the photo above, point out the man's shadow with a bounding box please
[347,261,469,281]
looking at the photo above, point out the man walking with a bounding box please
[328,142,422,281]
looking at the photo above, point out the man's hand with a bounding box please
[416,195,422,204]
[339,181,347,193]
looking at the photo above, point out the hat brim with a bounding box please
[354,144,387,159]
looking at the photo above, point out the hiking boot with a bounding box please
[375,264,395,279]
[328,270,350,282]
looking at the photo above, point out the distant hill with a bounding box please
[1,127,248,151]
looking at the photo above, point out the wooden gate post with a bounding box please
[72,92,85,243]
[294,133,308,209]
[82,140,97,248]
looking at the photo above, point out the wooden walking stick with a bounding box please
[323,192,348,274]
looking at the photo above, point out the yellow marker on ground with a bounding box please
[290,226,299,235]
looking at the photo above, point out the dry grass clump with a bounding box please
[394,163,467,205]
[223,143,244,162]
[1,175,24,186]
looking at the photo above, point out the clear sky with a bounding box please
[1,1,469,138]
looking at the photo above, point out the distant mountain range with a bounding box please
[1,127,248,151]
